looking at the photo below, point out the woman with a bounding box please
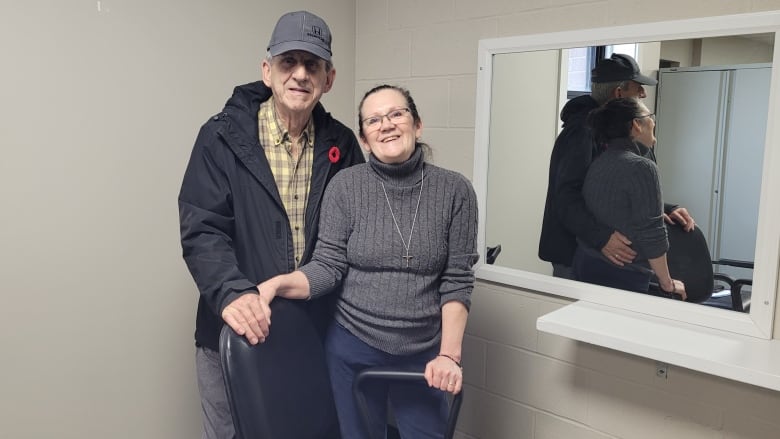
[572,97,686,300]
[256,84,479,438]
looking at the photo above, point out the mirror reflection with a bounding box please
[484,33,774,312]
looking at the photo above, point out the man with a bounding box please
[539,53,694,278]
[178,10,364,439]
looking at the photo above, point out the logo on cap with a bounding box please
[308,25,325,43]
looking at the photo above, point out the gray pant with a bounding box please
[196,347,235,439]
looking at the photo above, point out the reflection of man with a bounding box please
[539,53,695,278]
[178,10,364,439]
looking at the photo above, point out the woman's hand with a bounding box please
[256,277,280,306]
[660,278,687,301]
[424,355,463,395]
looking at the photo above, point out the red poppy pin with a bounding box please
[328,146,340,163]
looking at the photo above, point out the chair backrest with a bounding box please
[665,223,714,303]
[352,367,464,439]
[219,298,340,439]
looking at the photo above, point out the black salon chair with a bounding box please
[220,299,465,439]
[732,278,752,312]
[486,245,502,265]
[660,223,753,310]
[705,259,753,312]
[219,298,341,439]
[657,223,714,303]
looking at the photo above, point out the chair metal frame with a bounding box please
[353,367,464,439]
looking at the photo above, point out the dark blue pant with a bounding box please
[572,246,651,293]
[325,322,448,439]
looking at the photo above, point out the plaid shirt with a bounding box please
[258,97,314,268]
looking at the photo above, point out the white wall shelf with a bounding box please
[537,301,780,391]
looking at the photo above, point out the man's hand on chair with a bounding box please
[664,207,695,232]
[221,293,272,345]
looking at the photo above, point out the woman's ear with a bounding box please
[630,118,643,136]
[358,135,372,154]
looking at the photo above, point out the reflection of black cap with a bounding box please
[267,11,332,61]
[591,53,657,85]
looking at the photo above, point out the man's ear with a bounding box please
[261,59,272,87]
[322,67,336,93]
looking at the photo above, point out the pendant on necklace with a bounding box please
[402,254,413,268]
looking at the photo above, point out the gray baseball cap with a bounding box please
[591,53,657,85]
[267,11,332,61]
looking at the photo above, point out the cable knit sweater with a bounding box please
[299,146,479,355]
[582,137,668,261]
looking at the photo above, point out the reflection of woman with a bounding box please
[257,85,479,438]
[572,98,686,300]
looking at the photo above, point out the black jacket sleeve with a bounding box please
[179,123,256,316]
[554,124,614,251]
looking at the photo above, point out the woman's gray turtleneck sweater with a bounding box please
[582,137,668,261]
[300,146,479,355]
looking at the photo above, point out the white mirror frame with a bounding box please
[474,11,780,339]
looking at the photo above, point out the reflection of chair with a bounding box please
[486,245,502,264]
[219,298,341,439]
[705,259,753,312]
[662,223,714,303]
[353,367,464,439]
[660,222,753,310]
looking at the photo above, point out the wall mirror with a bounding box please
[473,12,780,338]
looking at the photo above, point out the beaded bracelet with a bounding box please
[438,354,462,369]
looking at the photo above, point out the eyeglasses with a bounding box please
[636,113,656,122]
[361,108,411,132]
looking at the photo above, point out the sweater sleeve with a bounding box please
[626,159,668,259]
[299,175,351,298]
[439,175,480,309]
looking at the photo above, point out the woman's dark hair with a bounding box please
[587,97,646,144]
[358,84,422,137]
[357,84,431,159]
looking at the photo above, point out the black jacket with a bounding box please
[539,95,612,266]
[179,81,364,350]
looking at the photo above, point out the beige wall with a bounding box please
[354,1,780,438]
[0,1,354,438]
[3,0,780,438]
[700,35,775,65]
[660,36,774,67]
